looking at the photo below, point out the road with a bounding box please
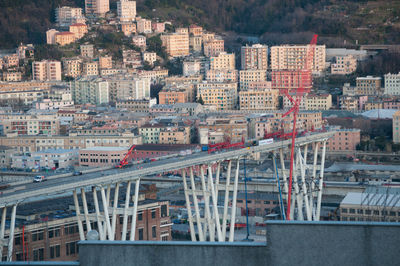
[0,132,334,208]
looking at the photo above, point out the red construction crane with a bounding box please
[117,145,137,168]
[279,34,318,220]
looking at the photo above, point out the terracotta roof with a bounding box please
[56,31,74,35]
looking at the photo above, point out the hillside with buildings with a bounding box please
[1,0,400,48]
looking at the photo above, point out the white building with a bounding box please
[55,6,85,27]
[46,29,59,45]
[12,149,78,169]
[117,0,136,22]
[70,77,109,105]
[384,72,400,95]
[137,19,152,34]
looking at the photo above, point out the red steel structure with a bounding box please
[117,145,137,168]
[275,35,318,220]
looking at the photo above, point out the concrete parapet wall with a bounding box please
[78,221,400,266]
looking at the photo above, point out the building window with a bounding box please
[33,248,44,261]
[50,245,61,259]
[32,230,44,241]
[66,242,77,256]
[138,212,143,221]
[138,228,144,240]
[341,208,347,213]
[365,210,372,215]
[152,226,156,238]
[161,205,167,217]
[48,227,61,238]
[349,208,355,214]
[151,210,156,219]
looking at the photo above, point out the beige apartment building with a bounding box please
[152,22,165,33]
[339,96,359,111]
[137,19,152,34]
[99,55,112,69]
[200,115,248,143]
[241,44,268,70]
[116,98,157,112]
[55,32,76,46]
[32,60,62,81]
[0,132,141,153]
[117,0,136,21]
[159,127,191,144]
[80,44,94,58]
[331,55,357,75]
[326,129,360,152]
[159,89,189,105]
[189,25,203,36]
[46,29,59,45]
[210,52,235,70]
[85,0,109,16]
[239,88,279,110]
[132,35,147,49]
[69,23,88,39]
[206,69,238,82]
[121,22,136,36]
[63,58,82,78]
[197,82,238,110]
[239,69,267,90]
[356,76,382,95]
[2,72,22,82]
[306,93,332,110]
[203,39,224,57]
[0,113,60,136]
[143,52,157,65]
[189,36,202,52]
[270,44,326,73]
[82,61,99,76]
[161,33,189,57]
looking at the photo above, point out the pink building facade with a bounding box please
[79,146,129,167]
[326,129,361,152]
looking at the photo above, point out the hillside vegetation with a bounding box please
[0,0,399,48]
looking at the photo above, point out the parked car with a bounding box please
[33,175,47,183]
[73,171,83,176]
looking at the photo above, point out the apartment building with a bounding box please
[254,119,272,139]
[2,72,22,82]
[117,0,136,22]
[122,49,142,68]
[159,89,189,105]
[0,113,60,136]
[55,6,85,27]
[203,39,224,57]
[105,75,150,102]
[210,52,235,70]
[189,36,202,52]
[116,98,157,112]
[326,129,360,151]
[137,19,152,34]
[356,76,382,95]
[331,55,357,75]
[183,58,209,76]
[80,44,95,58]
[384,72,400,95]
[12,148,78,169]
[79,146,128,167]
[55,32,76,46]
[199,115,248,143]
[120,22,136,36]
[306,94,332,110]
[239,69,267,90]
[340,190,400,222]
[136,68,168,83]
[161,33,189,57]
[270,44,326,73]
[159,127,191,144]
[197,84,238,110]
[0,89,46,105]
[271,70,312,92]
[239,88,279,110]
[189,24,203,36]
[152,22,165,33]
[62,58,82,78]
[206,69,238,82]
[393,110,400,143]
[32,60,62,81]
[175,28,188,34]
[0,132,141,153]
[82,61,99,76]
[139,123,163,144]
[202,32,215,43]
[69,23,88,39]
[241,44,268,70]
[70,77,109,105]
[46,29,59,45]
[132,35,147,49]
[99,55,112,69]
[143,52,157,65]
[85,0,109,16]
